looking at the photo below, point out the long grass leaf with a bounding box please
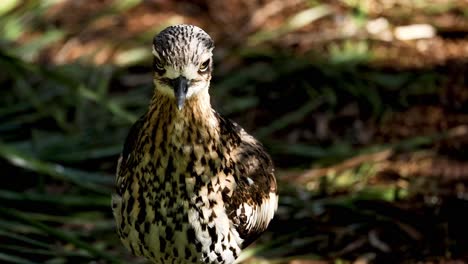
[255,99,323,139]
[0,189,110,207]
[0,142,113,193]
[0,229,51,249]
[0,245,94,259]
[0,252,36,264]
[0,207,121,264]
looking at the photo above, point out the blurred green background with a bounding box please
[0,0,467,263]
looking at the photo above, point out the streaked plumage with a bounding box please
[112,24,278,264]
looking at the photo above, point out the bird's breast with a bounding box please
[117,145,242,264]
[115,115,244,263]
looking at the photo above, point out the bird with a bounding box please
[112,24,278,264]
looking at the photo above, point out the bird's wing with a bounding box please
[115,114,147,195]
[219,116,278,248]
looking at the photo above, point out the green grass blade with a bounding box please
[0,189,110,207]
[0,252,37,264]
[0,229,51,249]
[255,98,323,139]
[0,207,121,264]
[0,142,113,193]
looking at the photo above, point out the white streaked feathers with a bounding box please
[236,192,278,235]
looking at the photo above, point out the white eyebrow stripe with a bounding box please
[199,52,212,63]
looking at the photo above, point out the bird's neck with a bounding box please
[148,90,219,136]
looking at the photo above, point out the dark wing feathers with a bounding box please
[121,114,147,162]
[116,114,146,195]
[218,114,278,248]
[233,143,277,247]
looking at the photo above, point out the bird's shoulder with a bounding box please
[123,114,147,160]
[215,112,274,184]
[115,114,147,193]
[215,112,278,248]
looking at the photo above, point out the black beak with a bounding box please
[171,76,188,110]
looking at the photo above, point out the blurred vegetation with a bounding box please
[0,0,467,263]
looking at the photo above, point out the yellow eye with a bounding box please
[199,59,210,72]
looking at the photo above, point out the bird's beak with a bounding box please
[172,76,188,110]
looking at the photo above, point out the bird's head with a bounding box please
[152,24,214,110]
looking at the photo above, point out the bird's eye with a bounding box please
[199,59,210,72]
[154,59,165,71]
